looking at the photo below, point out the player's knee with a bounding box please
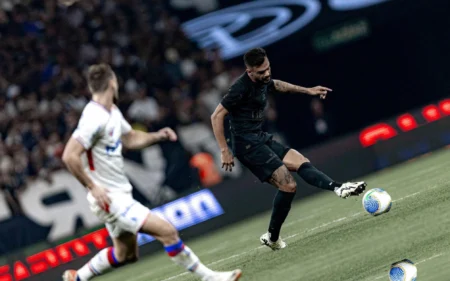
[126,254,139,264]
[281,182,297,193]
[284,153,310,171]
[296,154,309,164]
[159,223,180,245]
[165,227,180,244]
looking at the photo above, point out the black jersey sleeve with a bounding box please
[267,79,276,94]
[221,81,246,112]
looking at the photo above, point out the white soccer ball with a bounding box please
[389,259,417,281]
[362,188,392,216]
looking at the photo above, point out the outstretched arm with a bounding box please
[273,79,332,99]
[121,128,177,150]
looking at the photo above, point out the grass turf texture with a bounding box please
[94,148,450,281]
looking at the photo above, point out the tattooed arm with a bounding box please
[272,79,332,99]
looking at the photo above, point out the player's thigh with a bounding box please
[266,139,291,160]
[111,231,139,261]
[236,144,285,183]
[266,139,308,171]
[267,165,297,193]
[139,212,179,246]
[282,149,309,171]
[88,192,149,239]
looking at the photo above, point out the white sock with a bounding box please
[166,240,214,278]
[77,247,121,280]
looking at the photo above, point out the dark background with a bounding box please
[175,0,450,148]
[271,0,450,148]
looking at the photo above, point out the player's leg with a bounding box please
[282,148,366,198]
[261,165,297,250]
[69,191,241,281]
[236,145,296,250]
[283,149,340,190]
[140,212,242,281]
[65,232,139,281]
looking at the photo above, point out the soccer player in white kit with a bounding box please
[61,64,242,281]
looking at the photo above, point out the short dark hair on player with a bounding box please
[244,48,267,67]
[87,64,114,93]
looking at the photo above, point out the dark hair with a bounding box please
[244,48,267,67]
[87,64,114,93]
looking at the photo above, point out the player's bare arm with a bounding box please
[62,138,111,208]
[273,80,332,99]
[211,104,234,172]
[121,127,177,150]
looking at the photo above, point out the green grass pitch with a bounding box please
[95,148,450,281]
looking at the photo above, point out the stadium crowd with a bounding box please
[0,0,332,216]
[0,0,254,215]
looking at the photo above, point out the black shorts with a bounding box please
[236,138,291,182]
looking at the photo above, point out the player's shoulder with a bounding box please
[81,101,111,124]
[229,72,251,93]
[111,104,126,118]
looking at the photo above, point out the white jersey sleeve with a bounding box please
[120,112,132,136]
[72,107,108,149]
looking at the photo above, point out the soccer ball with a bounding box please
[389,259,417,281]
[362,188,392,216]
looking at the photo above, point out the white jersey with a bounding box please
[72,101,132,193]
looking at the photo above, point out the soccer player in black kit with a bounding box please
[211,48,367,250]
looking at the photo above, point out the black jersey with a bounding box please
[221,73,275,155]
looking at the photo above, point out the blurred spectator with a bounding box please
[309,99,334,143]
[0,0,255,216]
[127,86,160,124]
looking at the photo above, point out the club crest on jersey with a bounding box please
[106,139,121,155]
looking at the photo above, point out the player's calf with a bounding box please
[296,161,366,198]
[283,149,342,192]
[285,150,367,197]
[64,247,136,281]
[142,215,216,278]
[265,166,296,248]
[141,213,241,281]
[296,162,342,191]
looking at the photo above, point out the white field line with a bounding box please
[416,253,444,265]
[155,182,443,281]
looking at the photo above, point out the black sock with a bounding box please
[268,190,296,242]
[297,162,341,191]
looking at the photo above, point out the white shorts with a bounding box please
[87,191,150,238]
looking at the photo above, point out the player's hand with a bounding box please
[308,86,332,99]
[158,127,178,142]
[91,185,111,211]
[221,149,235,172]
